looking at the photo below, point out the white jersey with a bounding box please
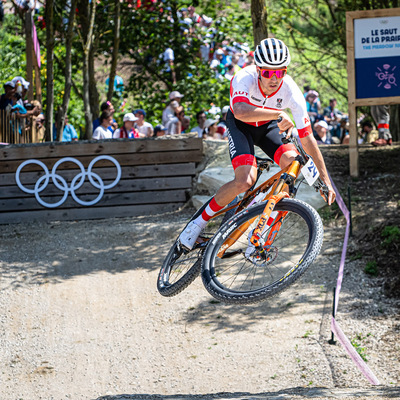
[229,65,312,137]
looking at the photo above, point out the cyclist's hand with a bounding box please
[322,184,336,205]
[277,112,294,135]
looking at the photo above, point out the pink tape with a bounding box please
[329,176,380,385]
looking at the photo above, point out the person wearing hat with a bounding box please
[162,95,182,126]
[113,113,141,138]
[165,105,185,135]
[305,90,322,126]
[313,120,332,144]
[0,81,16,110]
[153,124,167,137]
[203,118,222,140]
[134,108,153,137]
[216,105,230,139]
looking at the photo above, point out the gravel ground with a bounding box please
[0,207,399,400]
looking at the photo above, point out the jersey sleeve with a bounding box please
[230,70,252,108]
[287,79,313,138]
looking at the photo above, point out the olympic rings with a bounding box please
[15,155,121,209]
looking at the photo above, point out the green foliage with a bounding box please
[0,15,26,81]
[364,260,378,276]
[351,333,371,362]
[381,225,400,248]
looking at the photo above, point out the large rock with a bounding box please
[192,139,326,211]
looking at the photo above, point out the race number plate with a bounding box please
[301,158,319,186]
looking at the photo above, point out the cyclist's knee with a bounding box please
[233,167,257,192]
[278,150,298,168]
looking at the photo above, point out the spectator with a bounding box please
[181,116,190,133]
[371,105,392,146]
[204,118,222,140]
[231,54,242,74]
[165,105,185,135]
[216,105,229,138]
[305,90,322,126]
[190,110,207,137]
[93,111,113,140]
[113,113,141,138]
[162,47,176,84]
[54,116,78,142]
[10,92,27,134]
[33,113,45,142]
[210,59,224,80]
[243,51,254,67]
[323,98,343,140]
[338,117,349,144]
[0,81,15,111]
[105,75,124,97]
[313,120,332,144]
[358,121,379,144]
[224,64,235,81]
[153,124,167,137]
[162,91,184,125]
[134,108,153,137]
[93,101,118,133]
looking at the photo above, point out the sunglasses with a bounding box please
[260,68,287,79]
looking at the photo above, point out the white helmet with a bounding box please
[254,38,291,68]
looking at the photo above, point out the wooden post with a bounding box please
[346,11,358,177]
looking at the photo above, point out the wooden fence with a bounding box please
[0,109,43,144]
[0,136,203,224]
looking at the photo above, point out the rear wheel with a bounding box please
[157,197,240,297]
[201,198,323,304]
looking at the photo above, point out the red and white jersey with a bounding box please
[230,65,312,138]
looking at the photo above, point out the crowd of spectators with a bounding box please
[0,7,392,146]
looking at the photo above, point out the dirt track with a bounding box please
[0,208,399,400]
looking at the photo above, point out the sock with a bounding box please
[195,197,224,229]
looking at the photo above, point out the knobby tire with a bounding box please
[201,198,324,304]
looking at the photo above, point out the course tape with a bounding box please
[330,177,380,385]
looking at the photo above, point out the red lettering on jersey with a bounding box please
[304,117,310,125]
[233,91,248,97]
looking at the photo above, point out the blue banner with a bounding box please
[355,56,400,99]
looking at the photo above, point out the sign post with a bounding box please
[346,8,400,177]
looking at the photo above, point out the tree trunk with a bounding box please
[89,42,99,121]
[251,0,268,48]
[56,0,77,141]
[45,0,54,142]
[107,0,121,102]
[78,0,96,140]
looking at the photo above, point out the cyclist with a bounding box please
[179,38,335,250]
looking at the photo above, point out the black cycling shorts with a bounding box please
[225,109,296,169]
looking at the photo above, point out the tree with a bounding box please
[251,0,268,47]
[106,0,121,102]
[45,0,54,142]
[56,0,77,141]
[76,0,96,140]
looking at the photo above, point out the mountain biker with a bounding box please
[179,38,336,250]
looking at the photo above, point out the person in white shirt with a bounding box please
[190,110,207,137]
[162,91,184,126]
[134,108,153,137]
[93,111,113,140]
[165,106,185,135]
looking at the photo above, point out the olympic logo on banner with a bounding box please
[15,156,121,209]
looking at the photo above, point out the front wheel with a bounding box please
[201,198,324,304]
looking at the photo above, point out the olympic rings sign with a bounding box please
[15,155,121,209]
